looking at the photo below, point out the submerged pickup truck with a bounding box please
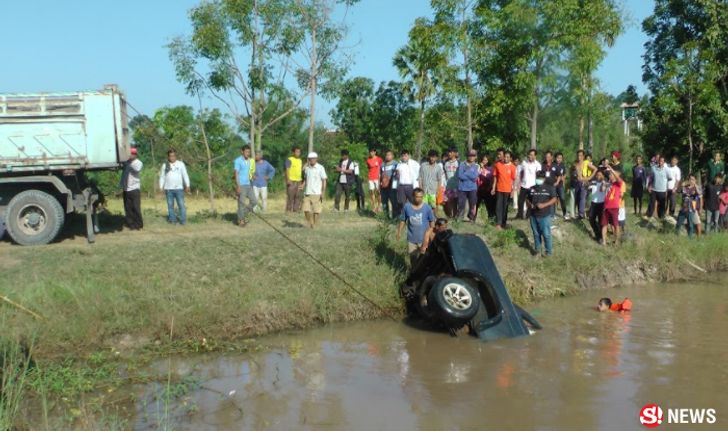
[0,85,131,245]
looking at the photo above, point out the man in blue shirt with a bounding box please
[648,155,672,219]
[252,150,276,213]
[234,145,257,227]
[457,149,480,222]
[397,188,435,266]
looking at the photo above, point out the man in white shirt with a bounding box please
[120,147,144,230]
[301,152,328,228]
[159,149,191,225]
[517,149,542,219]
[396,150,420,208]
[666,156,682,218]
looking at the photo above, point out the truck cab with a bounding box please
[0,85,130,245]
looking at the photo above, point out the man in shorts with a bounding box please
[601,167,624,245]
[366,148,383,212]
[301,152,328,229]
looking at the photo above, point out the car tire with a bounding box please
[5,190,64,246]
[428,277,480,327]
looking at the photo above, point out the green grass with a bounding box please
[1,196,727,429]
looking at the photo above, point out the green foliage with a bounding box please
[641,0,728,176]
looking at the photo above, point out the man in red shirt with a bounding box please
[366,148,384,212]
[491,150,517,230]
[600,168,624,245]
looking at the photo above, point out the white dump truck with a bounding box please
[0,85,131,245]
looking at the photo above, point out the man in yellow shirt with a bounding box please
[285,146,304,212]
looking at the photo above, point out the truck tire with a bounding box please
[428,277,480,327]
[5,190,65,246]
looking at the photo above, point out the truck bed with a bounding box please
[0,86,130,173]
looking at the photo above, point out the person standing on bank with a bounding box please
[667,156,682,218]
[121,147,144,230]
[159,149,190,225]
[285,146,303,212]
[380,150,399,218]
[419,150,445,216]
[631,155,646,216]
[301,152,328,229]
[517,149,542,219]
[366,148,384,212]
[334,149,356,212]
[457,150,480,222]
[234,145,257,227]
[527,170,557,256]
[253,150,276,212]
[396,150,419,208]
[492,150,517,230]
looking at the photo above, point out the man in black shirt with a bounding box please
[527,171,558,256]
[705,173,723,233]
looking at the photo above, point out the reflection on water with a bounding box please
[134,276,728,431]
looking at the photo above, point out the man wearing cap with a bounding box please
[301,152,327,228]
[120,147,144,230]
[457,150,480,222]
[234,145,257,227]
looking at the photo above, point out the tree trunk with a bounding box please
[578,114,585,150]
[588,112,594,155]
[530,99,538,150]
[416,97,425,161]
[307,26,318,154]
[197,95,215,213]
[465,72,473,152]
[688,97,694,177]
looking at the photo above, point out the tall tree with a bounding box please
[642,0,728,175]
[476,0,564,150]
[291,0,359,153]
[561,0,622,152]
[169,0,302,154]
[432,0,480,151]
[394,18,449,160]
[330,77,376,146]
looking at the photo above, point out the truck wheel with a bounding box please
[428,277,480,327]
[5,190,64,246]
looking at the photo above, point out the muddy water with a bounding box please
[135,276,728,431]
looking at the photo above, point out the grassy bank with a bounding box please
[1,196,727,428]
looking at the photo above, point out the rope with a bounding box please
[124,101,400,321]
[249,211,400,322]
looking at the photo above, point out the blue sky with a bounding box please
[0,0,654,126]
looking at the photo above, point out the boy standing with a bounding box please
[419,150,445,216]
[601,168,624,245]
[366,148,384,212]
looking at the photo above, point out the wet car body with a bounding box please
[401,230,541,340]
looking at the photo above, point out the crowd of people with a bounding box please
[119,144,728,261]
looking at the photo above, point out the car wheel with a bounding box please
[5,190,64,246]
[428,277,480,327]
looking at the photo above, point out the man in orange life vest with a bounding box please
[597,297,633,312]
